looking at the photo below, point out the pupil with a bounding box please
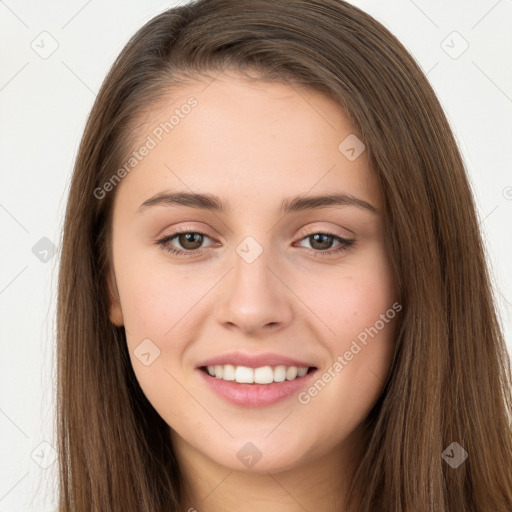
[180,233,202,249]
[312,234,331,250]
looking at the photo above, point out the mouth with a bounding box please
[195,351,319,407]
[199,364,317,384]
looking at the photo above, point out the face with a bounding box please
[107,71,399,474]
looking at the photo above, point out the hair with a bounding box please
[56,0,512,510]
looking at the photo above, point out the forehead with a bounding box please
[114,72,381,213]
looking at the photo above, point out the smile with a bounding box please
[203,364,311,384]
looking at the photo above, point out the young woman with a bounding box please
[56,0,512,510]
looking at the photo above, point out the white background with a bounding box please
[0,1,511,510]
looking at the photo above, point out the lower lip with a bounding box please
[197,368,317,407]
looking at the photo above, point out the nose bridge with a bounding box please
[214,235,293,332]
[233,236,272,293]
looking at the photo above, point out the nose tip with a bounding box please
[214,257,293,335]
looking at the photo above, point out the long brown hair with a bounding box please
[56,0,512,510]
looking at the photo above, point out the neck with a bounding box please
[171,427,364,512]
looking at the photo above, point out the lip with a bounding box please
[196,350,316,369]
[197,368,318,407]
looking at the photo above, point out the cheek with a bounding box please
[117,267,199,423]
[297,248,397,412]
[304,247,396,344]
[115,249,201,343]
[309,313,396,440]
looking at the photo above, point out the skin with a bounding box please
[107,71,399,512]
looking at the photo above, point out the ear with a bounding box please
[107,267,124,327]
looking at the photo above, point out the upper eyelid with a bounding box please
[159,227,352,246]
[160,224,352,238]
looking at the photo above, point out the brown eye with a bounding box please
[156,229,214,256]
[308,233,335,251]
[295,231,355,258]
[176,232,204,250]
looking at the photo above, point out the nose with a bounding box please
[215,249,294,335]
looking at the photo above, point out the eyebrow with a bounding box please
[138,191,377,215]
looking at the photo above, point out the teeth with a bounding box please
[235,366,254,383]
[274,365,286,382]
[297,367,308,377]
[205,364,311,384]
[286,366,298,380]
[254,366,273,384]
[223,364,235,381]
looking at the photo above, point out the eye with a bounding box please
[156,227,216,257]
[294,232,355,257]
[155,228,355,258]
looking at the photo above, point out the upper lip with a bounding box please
[196,351,317,369]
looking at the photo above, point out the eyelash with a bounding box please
[155,226,355,258]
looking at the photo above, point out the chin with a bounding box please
[198,434,314,474]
